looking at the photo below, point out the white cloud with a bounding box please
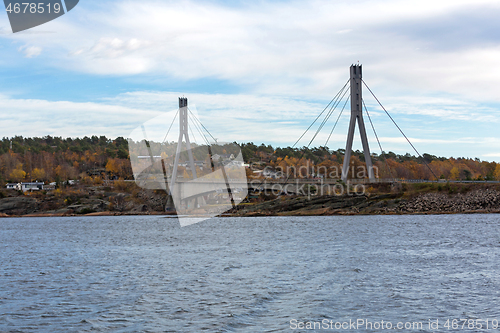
[3,0,500,100]
[1,0,500,160]
[0,89,499,160]
[104,90,500,150]
[18,45,42,58]
[87,37,151,58]
[363,94,500,123]
[0,94,160,138]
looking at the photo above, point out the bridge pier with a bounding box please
[341,64,375,182]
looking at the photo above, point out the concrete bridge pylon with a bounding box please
[341,64,375,182]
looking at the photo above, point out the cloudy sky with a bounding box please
[1,0,500,160]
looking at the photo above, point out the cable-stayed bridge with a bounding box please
[129,65,443,215]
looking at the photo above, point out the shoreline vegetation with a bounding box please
[1,136,500,218]
[2,182,500,218]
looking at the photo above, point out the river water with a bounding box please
[1,214,500,332]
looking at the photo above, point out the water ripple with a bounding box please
[1,214,500,331]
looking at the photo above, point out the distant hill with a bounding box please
[0,136,498,185]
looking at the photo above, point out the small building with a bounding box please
[212,153,235,161]
[253,168,282,179]
[6,182,45,192]
[20,182,45,192]
[226,160,247,167]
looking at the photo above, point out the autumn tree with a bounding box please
[9,164,26,182]
[494,164,500,181]
[32,168,46,181]
[317,159,340,179]
[105,158,120,176]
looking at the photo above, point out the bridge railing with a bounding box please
[118,178,500,185]
[247,178,500,184]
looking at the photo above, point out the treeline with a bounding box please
[0,137,499,185]
[240,142,500,181]
[0,136,132,184]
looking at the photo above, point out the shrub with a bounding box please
[92,177,103,185]
[114,179,128,191]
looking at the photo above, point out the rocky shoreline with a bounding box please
[230,188,500,216]
[2,184,500,218]
[0,187,171,217]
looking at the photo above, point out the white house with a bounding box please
[5,182,45,192]
[20,182,44,192]
[212,153,235,161]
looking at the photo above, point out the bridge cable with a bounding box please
[362,99,395,181]
[188,112,216,179]
[188,122,198,146]
[192,114,211,146]
[161,109,179,145]
[187,109,236,208]
[269,83,350,194]
[157,108,180,172]
[362,80,438,180]
[252,79,348,195]
[296,79,348,148]
[325,96,349,147]
[189,112,210,146]
[188,108,218,143]
[307,84,350,148]
[312,84,349,142]
[291,79,349,148]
